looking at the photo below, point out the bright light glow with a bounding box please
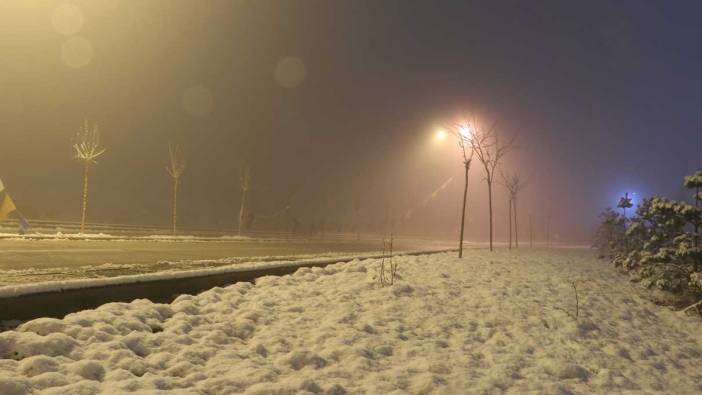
[435,130,447,141]
[458,125,472,140]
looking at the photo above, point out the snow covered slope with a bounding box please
[1,249,701,394]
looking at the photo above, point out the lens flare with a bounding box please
[61,37,93,69]
[51,4,84,36]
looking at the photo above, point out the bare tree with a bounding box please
[283,184,300,237]
[73,120,106,233]
[238,160,254,236]
[501,172,526,249]
[166,143,185,235]
[319,192,330,240]
[383,194,392,235]
[444,123,475,258]
[353,189,361,240]
[529,213,534,248]
[470,120,514,251]
[546,211,551,248]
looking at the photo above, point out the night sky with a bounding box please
[0,1,700,242]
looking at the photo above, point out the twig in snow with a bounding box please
[553,281,580,320]
[682,299,702,316]
[379,233,396,286]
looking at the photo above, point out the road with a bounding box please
[0,238,448,286]
[0,239,385,270]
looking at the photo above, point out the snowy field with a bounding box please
[1,248,701,394]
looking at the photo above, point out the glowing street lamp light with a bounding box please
[435,129,447,141]
[458,125,472,141]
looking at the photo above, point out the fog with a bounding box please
[1,1,700,243]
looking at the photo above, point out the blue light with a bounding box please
[612,190,641,217]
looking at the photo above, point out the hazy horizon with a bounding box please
[1,1,701,243]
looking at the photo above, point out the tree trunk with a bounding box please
[529,213,533,248]
[508,198,512,250]
[172,179,178,236]
[458,163,469,258]
[514,197,519,248]
[80,164,89,234]
[356,211,361,241]
[238,188,248,236]
[488,180,494,251]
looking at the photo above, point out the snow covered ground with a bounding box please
[1,248,701,394]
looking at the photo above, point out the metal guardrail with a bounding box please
[0,219,453,246]
[0,218,398,241]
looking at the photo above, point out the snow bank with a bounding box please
[1,249,701,394]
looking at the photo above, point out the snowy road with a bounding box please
[1,248,700,394]
[0,238,444,286]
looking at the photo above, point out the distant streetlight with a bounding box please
[617,192,634,219]
[435,129,447,141]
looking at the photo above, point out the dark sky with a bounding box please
[0,1,700,241]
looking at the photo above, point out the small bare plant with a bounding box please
[554,281,580,320]
[379,233,397,286]
[166,143,185,235]
[572,281,579,319]
[73,120,106,233]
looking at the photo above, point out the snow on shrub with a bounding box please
[594,172,702,308]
